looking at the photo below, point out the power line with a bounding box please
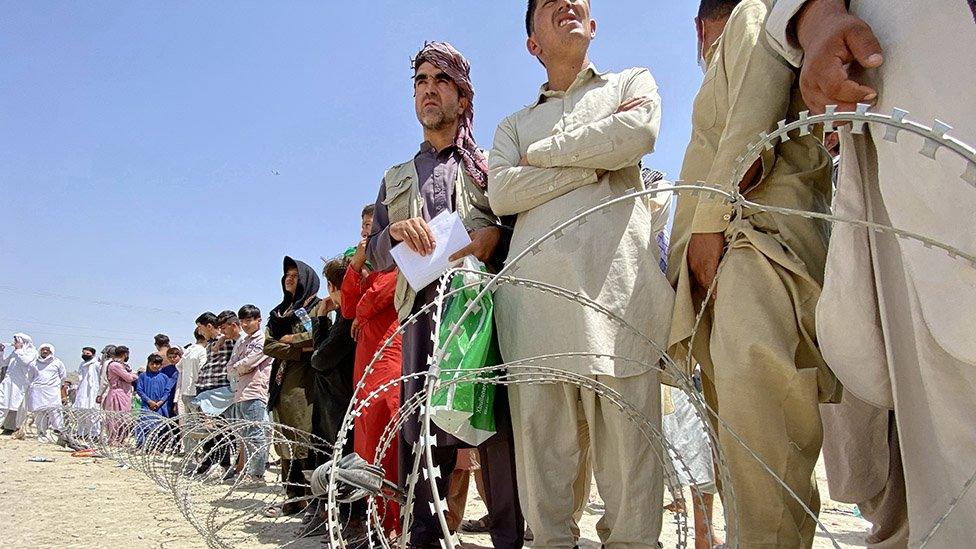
[0,317,156,338]
[0,284,187,316]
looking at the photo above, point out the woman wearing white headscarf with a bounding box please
[0,333,36,433]
[27,343,67,439]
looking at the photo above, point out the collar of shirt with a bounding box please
[702,40,720,72]
[533,62,610,105]
[417,141,459,159]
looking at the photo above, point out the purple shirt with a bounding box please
[368,142,460,272]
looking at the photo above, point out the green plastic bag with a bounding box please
[431,258,499,446]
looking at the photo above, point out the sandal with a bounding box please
[262,502,305,519]
[460,515,490,534]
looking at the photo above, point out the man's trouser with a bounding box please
[703,245,823,548]
[509,369,663,548]
[402,387,524,548]
[858,416,908,549]
[181,396,199,455]
[0,407,23,431]
[34,407,64,437]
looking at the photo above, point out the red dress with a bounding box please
[340,266,402,533]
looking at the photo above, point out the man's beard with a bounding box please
[420,109,458,132]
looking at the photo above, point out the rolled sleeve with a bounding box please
[766,0,809,67]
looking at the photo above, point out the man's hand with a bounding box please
[280,334,295,345]
[687,232,727,294]
[351,238,368,272]
[450,227,502,263]
[350,318,362,342]
[616,96,649,113]
[793,0,883,114]
[319,296,336,316]
[390,217,436,256]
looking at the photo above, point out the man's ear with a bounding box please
[459,96,470,115]
[589,18,597,39]
[526,35,542,60]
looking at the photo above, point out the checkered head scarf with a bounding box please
[412,41,488,189]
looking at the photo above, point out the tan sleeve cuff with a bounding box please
[691,201,734,234]
[765,0,808,68]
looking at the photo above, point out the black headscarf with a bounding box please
[268,256,320,338]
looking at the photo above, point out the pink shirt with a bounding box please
[226,330,272,404]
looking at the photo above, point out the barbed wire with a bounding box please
[6,105,973,548]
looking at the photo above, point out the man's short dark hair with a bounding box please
[154,333,170,347]
[82,346,97,355]
[195,312,217,326]
[193,328,206,343]
[238,304,261,321]
[114,346,130,358]
[361,203,375,219]
[698,0,741,20]
[216,310,240,326]
[526,0,539,36]
[147,353,164,366]
[527,0,594,35]
[324,256,351,289]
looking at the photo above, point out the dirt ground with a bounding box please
[0,435,871,548]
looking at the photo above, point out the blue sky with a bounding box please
[0,1,701,371]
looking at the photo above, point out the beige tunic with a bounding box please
[669,1,836,545]
[488,64,675,378]
[488,64,670,547]
[668,0,834,385]
[767,1,976,545]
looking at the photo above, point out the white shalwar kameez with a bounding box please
[0,334,35,429]
[28,344,67,438]
[73,356,102,438]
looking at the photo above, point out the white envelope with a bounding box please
[390,210,472,291]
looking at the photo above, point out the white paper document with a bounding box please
[390,210,472,291]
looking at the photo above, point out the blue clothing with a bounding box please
[191,385,235,417]
[135,369,178,417]
[161,364,179,412]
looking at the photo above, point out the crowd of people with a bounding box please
[1,0,974,548]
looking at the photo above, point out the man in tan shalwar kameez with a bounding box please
[668,0,839,546]
[488,1,674,546]
[766,0,976,545]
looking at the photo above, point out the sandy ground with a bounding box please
[0,434,871,548]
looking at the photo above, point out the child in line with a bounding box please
[134,354,178,449]
[225,305,273,484]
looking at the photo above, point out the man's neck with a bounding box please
[545,53,590,92]
[424,122,459,153]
